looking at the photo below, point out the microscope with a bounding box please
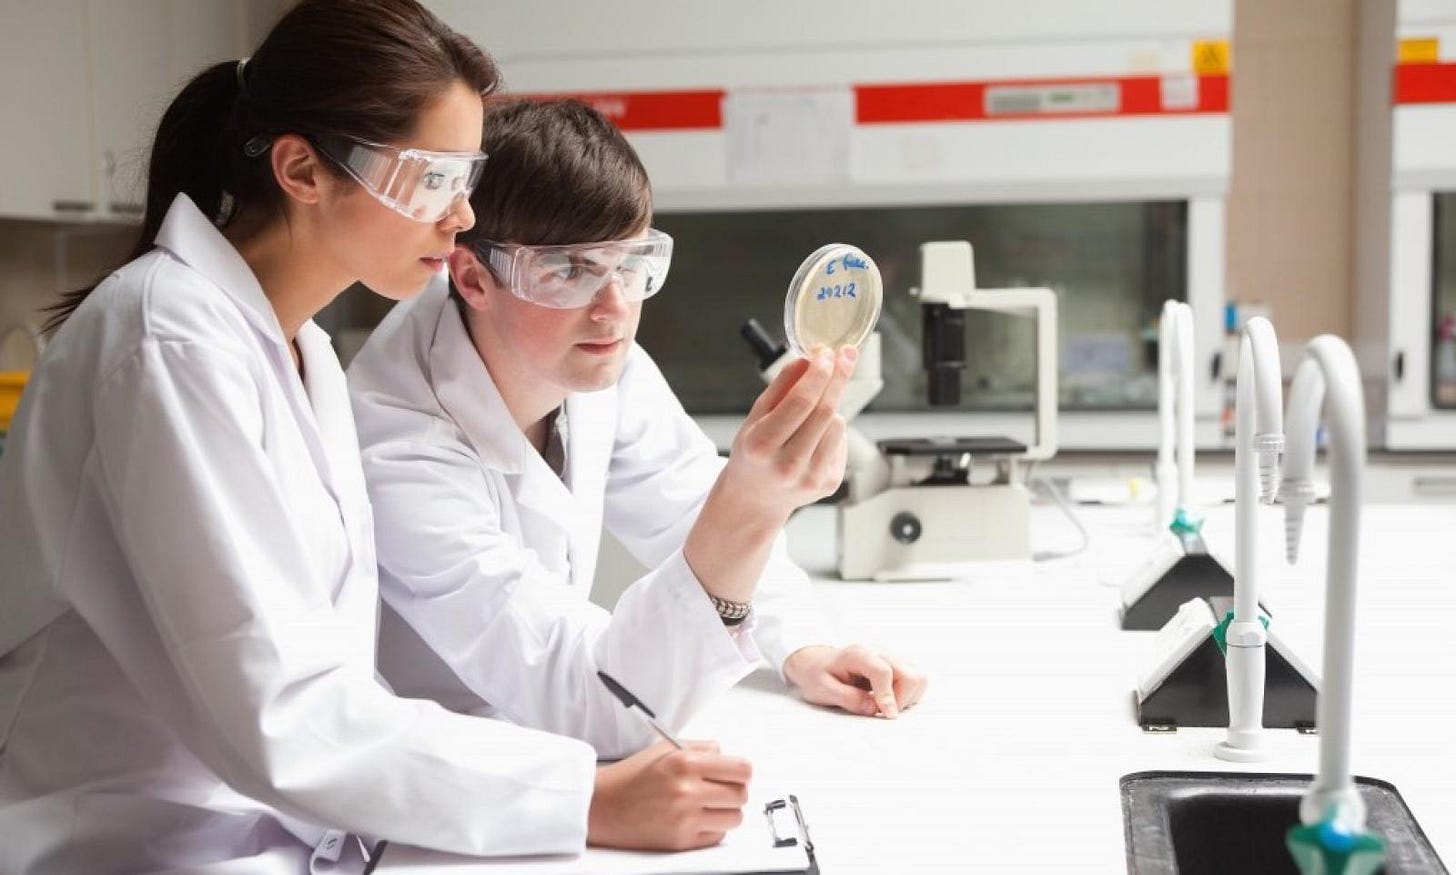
[743,241,1058,581]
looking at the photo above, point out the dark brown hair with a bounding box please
[44,0,499,333]
[463,98,653,265]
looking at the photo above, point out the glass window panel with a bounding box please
[643,201,1187,414]
[1432,193,1456,408]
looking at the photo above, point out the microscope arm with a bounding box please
[921,288,1059,462]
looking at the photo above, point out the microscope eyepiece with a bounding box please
[740,318,788,371]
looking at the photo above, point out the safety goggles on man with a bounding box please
[312,134,488,223]
[473,229,673,309]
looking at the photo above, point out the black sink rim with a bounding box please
[1120,770,1448,875]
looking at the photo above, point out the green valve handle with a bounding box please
[1286,805,1386,875]
[1169,507,1203,536]
[1212,609,1270,656]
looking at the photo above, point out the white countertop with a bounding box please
[386,500,1456,872]
[684,501,1456,873]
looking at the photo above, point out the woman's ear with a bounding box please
[448,246,493,312]
[269,133,329,207]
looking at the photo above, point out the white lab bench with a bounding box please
[384,500,1456,873]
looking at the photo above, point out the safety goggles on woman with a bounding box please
[472,229,673,309]
[312,134,488,223]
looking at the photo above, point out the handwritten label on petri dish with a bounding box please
[784,243,882,356]
[816,282,858,300]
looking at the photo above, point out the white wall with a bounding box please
[428,0,1232,210]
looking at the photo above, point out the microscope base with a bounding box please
[837,482,1031,581]
[1135,598,1319,732]
[1119,530,1264,631]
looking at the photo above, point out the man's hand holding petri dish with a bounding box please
[719,242,883,523]
[682,245,880,606]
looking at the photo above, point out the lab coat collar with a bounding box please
[152,193,288,346]
[297,321,363,487]
[154,196,369,558]
[428,293,531,476]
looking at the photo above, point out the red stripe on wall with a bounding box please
[518,74,1230,132]
[1395,62,1456,105]
[509,89,725,131]
[855,74,1228,124]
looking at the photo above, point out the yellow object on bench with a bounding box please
[1,371,28,432]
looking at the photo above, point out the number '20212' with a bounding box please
[817,281,857,301]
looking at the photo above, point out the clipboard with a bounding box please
[374,795,818,874]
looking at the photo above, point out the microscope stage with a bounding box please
[878,436,1028,457]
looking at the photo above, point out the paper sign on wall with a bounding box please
[723,87,853,186]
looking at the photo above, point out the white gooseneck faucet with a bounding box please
[1155,300,1196,533]
[1214,315,1283,762]
[1278,335,1368,831]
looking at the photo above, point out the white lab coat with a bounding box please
[0,195,599,874]
[348,280,834,759]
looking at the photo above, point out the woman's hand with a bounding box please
[782,644,928,719]
[588,741,752,851]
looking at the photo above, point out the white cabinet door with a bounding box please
[0,0,97,220]
[85,0,243,220]
[86,0,171,220]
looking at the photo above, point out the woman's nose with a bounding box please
[440,194,475,233]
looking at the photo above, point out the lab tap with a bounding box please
[1214,316,1283,762]
[1154,300,1196,534]
[1278,335,1369,833]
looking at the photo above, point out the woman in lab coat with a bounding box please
[0,3,753,871]
[348,98,928,758]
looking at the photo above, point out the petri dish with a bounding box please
[783,243,883,357]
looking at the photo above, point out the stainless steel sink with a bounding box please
[1121,772,1448,874]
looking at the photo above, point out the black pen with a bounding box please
[596,670,684,750]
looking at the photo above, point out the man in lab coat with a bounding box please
[348,99,926,758]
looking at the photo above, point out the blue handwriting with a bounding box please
[815,281,858,301]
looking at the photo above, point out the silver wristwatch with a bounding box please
[708,593,752,626]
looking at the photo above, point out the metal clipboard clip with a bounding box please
[764,795,817,872]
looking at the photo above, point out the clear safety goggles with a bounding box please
[474,229,673,309]
[313,134,487,223]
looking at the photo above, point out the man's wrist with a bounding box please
[708,592,753,625]
[708,474,791,534]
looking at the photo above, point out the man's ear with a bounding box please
[269,133,330,207]
[448,246,493,312]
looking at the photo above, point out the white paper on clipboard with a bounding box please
[378,793,813,874]
[723,86,853,187]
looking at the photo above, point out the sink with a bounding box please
[1121,772,1448,874]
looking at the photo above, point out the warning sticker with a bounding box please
[1399,37,1440,65]
[1192,40,1231,76]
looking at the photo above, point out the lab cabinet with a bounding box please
[1386,3,1456,449]
[1389,191,1456,445]
[86,0,177,219]
[0,0,279,223]
[87,0,262,218]
[0,0,94,220]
